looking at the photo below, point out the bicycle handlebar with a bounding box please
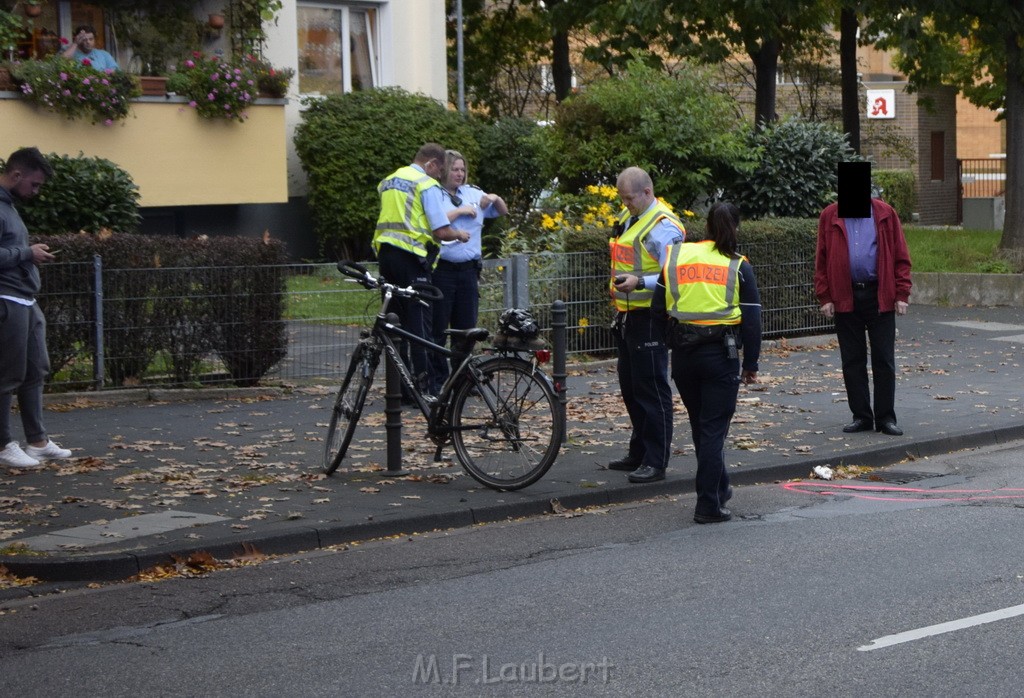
[337,260,443,302]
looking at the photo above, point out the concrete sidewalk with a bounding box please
[2,304,1023,585]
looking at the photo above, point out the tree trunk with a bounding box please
[750,38,780,129]
[552,28,572,102]
[999,19,1024,255]
[840,6,861,154]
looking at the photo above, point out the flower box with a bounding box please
[139,75,168,96]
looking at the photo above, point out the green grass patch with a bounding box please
[285,270,379,321]
[904,226,1007,273]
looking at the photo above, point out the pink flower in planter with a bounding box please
[82,58,91,67]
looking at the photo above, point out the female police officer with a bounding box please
[653,202,762,524]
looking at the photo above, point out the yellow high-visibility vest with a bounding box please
[664,240,743,326]
[373,165,439,259]
[609,201,685,311]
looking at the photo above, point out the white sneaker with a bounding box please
[0,441,42,468]
[25,440,73,461]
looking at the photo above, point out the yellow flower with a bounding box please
[682,209,696,218]
[577,317,589,335]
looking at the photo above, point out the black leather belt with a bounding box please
[437,259,480,271]
[852,281,878,289]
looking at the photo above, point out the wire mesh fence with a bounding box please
[37,250,830,391]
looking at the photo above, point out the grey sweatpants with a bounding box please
[0,300,50,445]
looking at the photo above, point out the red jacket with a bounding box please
[814,198,912,313]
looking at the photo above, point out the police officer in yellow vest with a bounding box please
[373,143,469,396]
[607,167,686,483]
[654,202,762,523]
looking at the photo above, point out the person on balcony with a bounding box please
[0,147,74,469]
[62,24,119,71]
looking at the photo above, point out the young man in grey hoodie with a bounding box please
[0,147,73,468]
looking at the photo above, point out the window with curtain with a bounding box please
[297,3,379,96]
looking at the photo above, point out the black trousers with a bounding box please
[672,341,739,517]
[616,310,674,470]
[376,244,433,392]
[430,259,480,392]
[835,285,897,426]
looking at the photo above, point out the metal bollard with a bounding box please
[550,300,568,443]
[383,314,407,476]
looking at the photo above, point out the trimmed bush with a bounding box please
[294,87,478,260]
[7,152,141,234]
[541,60,752,209]
[472,116,548,220]
[873,168,916,223]
[33,234,288,387]
[723,118,860,220]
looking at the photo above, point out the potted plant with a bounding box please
[23,1,41,18]
[166,52,257,122]
[0,7,27,63]
[246,55,293,98]
[104,3,202,94]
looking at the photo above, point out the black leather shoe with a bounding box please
[627,465,666,483]
[876,420,904,436]
[694,507,732,524]
[843,418,873,433]
[607,455,642,471]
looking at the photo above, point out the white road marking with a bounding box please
[858,602,1024,651]
[938,321,1024,332]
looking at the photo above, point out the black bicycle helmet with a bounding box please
[493,308,545,350]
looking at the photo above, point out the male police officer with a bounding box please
[607,167,685,483]
[373,143,469,395]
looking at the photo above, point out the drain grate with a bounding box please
[855,470,938,485]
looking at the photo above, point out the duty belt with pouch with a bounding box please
[668,319,737,352]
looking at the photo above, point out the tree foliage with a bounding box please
[540,60,752,209]
[866,0,1024,252]
[294,88,478,260]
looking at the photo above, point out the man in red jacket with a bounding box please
[814,162,912,436]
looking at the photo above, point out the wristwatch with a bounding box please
[635,277,646,290]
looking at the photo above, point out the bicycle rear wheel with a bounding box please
[324,341,378,475]
[450,357,562,490]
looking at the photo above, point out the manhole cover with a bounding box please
[856,470,937,485]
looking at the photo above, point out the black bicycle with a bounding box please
[324,261,563,490]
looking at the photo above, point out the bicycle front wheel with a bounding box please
[450,357,562,490]
[324,341,378,475]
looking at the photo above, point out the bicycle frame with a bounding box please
[370,285,489,430]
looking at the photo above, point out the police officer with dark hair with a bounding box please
[373,143,469,396]
[607,167,686,484]
[655,202,762,523]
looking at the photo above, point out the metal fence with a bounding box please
[38,250,829,391]
[959,158,1006,199]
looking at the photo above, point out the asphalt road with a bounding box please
[2,439,1024,696]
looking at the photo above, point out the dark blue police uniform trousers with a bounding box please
[616,309,674,470]
[671,340,740,516]
[430,258,480,392]
[376,243,434,391]
[834,283,897,426]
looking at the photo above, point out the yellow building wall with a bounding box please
[0,97,288,208]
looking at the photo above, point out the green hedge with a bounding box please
[4,152,142,234]
[874,168,916,223]
[32,234,289,388]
